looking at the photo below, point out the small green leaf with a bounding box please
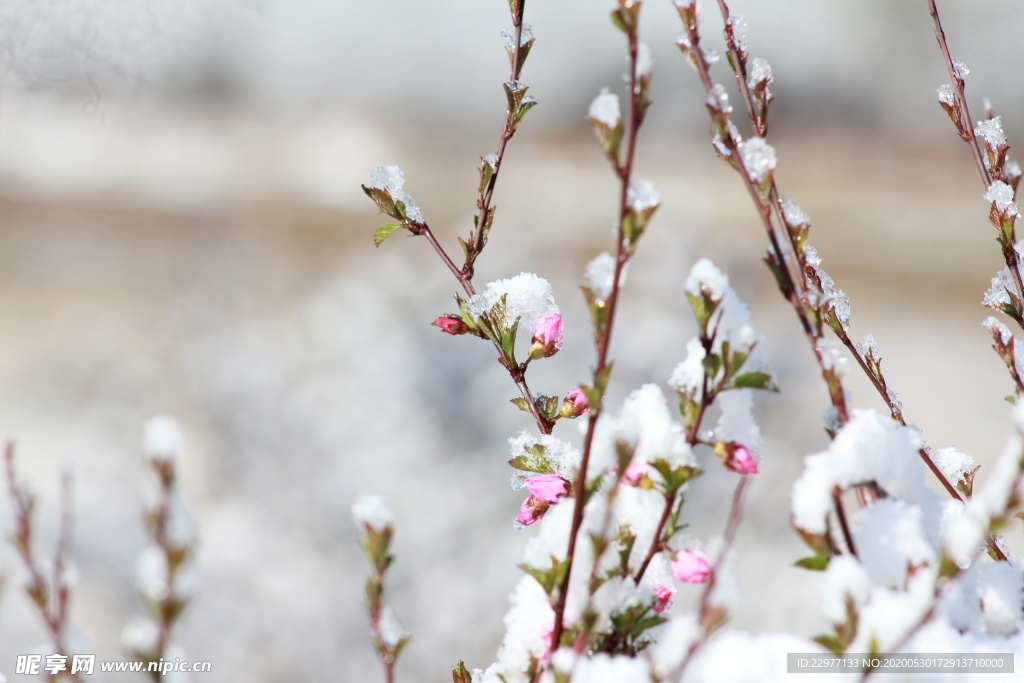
[729,372,778,391]
[362,184,398,217]
[452,661,473,683]
[812,634,844,655]
[511,397,532,414]
[795,554,830,571]
[374,223,402,247]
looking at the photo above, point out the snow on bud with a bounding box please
[1005,160,1022,186]
[584,252,618,301]
[500,24,533,50]
[855,333,880,361]
[524,474,570,504]
[780,198,809,228]
[738,137,777,182]
[634,41,654,81]
[433,316,468,335]
[653,585,674,613]
[686,258,729,302]
[377,606,409,648]
[352,493,394,533]
[952,58,970,80]
[932,447,975,489]
[747,57,772,91]
[144,415,182,463]
[976,116,1007,149]
[816,337,848,375]
[626,180,660,214]
[122,617,160,653]
[983,266,1015,308]
[727,14,748,59]
[983,315,1013,346]
[369,165,423,223]
[706,84,732,116]
[559,388,590,419]
[936,84,956,107]
[588,88,621,129]
[985,180,1018,217]
[671,549,711,583]
[529,311,563,359]
[467,273,559,332]
[713,441,759,475]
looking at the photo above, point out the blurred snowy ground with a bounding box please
[0,1,1021,682]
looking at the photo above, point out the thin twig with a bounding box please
[551,24,643,650]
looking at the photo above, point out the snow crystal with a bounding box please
[483,153,499,170]
[821,406,841,434]
[975,116,1007,148]
[500,24,533,50]
[352,493,394,532]
[738,137,777,182]
[506,80,527,93]
[855,334,879,360]
[727,14,747,55]
[780,198,809,227]
[627,180,660,213]
[816,338,847,375]
[584,252,621,301]
[747,57,773,89]
[377,606,408,647]
[669,337,707,400]
[886,388,903,416]
[704,49,721,66]
[685,257,729,300]
[952,58,970,80]
[706,84,732,115]
[803,245,822,268]
[572,653,650,683]
[854,499,936,590]
[714,390,762,461]
[932,447,975,485]
[816,269,850,328]
[508,431,580,487]
[937,84,956,107]
[144,415,182,461]
[635,41,654,80]
[983,267,1015,307]
[467,273,559,331]
[369,165,423,222]
[588,88,621,128]
[984,180,1018,216]
[792,410,926,534]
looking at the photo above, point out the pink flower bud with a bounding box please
[434,316,468,335]
[517,496,549,527]
[529,312,563,358]
[671,549,711,583]
[713,441,759,474]
[559,388,590,419]
[622,459,651,488]
[524,474,570,504]
[653,585,674,613]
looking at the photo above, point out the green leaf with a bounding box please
[812,634,844,655]
[795,554,830,571]
[361,184,398,217]
[518,563,555,595]
[510,397,532,414]
[452,661,473,683]
[374,223,402,247]
[729,372,778,391]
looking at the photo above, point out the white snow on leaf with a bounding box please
[669,337,706,400]
[985,180,1018,216]
[483,577,555,683]
[508,431,580,488]
[780,198,809,227]
[714,390,762,461]
[854,499,936,590]
[706,84,732,115]
[467,273,559,331]
[975,117,1007,149]
[627,180,660,213]
[634,41,654,80]
[937,84,955,107]
[952,58,970,80]
[737,137,777,182]
[352,493,394,532]
[932,447,975,486]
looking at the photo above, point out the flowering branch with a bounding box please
[551,0,653,650]
[4,444,81,683]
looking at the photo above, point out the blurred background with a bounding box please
[0,0,1022,681]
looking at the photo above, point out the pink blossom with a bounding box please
[517,496,549,527]
[529,312,563,358]
[559,387,590,418]
[524,474,570,504]
[622,459,648,487]
[671,549,711,583]
[433,316,467,335]
[653,585,674,613]
[714,441,759,474]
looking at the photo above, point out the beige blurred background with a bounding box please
[0,1,1022,681]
